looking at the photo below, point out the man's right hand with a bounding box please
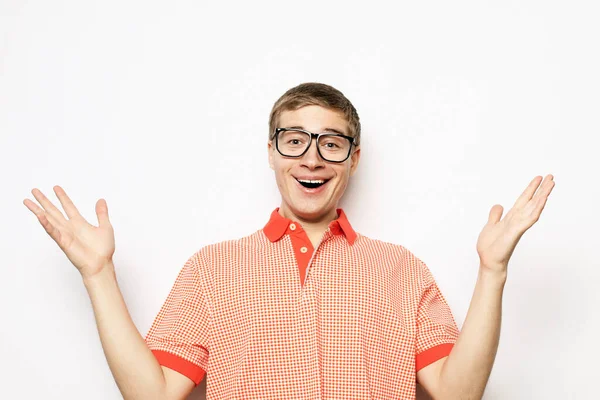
[24,186,196,399]
[23,185,115,280]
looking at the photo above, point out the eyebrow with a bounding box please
[287,125,347,135]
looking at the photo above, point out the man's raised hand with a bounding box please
[23,186,116,280]
[476,174,555,275]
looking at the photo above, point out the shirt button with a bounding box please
[289,223,296,231]
[300,246,308,253]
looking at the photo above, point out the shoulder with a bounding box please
[353,233,432,281]
[190,229,268,264]
[352,233,412,259]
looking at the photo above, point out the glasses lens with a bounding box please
[318,134,352,162]
[278,130,311,156]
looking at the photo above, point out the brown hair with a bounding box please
[268,82,361,145]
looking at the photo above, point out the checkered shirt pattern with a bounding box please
[144,209,460,399]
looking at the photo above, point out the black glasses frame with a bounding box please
[274,127,357,163]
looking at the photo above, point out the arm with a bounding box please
[84,263,195,400]
[418,174,555,399]
[417,268,506,399]
[24,186,196,400]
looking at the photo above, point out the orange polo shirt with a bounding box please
[145,208,460,399]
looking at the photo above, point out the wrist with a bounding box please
[82,262,117,290]
[478,265,508,287]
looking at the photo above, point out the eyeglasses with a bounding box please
[274,128,357,163]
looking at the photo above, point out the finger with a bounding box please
[31,188,68,223]
[513,176,543,209]
[23,197,42,215]
[533,178,555,216]
[23,197,57,224]
[519,178,555,229]
[39,212,65,246]
[487,204,504,224]
[24,198,65,246]
[526,174,554,209]
[533,174,554,200]
[538,174,554,196]
[96,198,111,228]
[53,186,82,220]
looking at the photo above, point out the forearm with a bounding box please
[83,263,167,400]
[438,267,507,399]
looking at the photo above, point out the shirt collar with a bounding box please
[263,208,357,245]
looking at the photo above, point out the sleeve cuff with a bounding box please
[415,343,454,372]
[151,350,206,385]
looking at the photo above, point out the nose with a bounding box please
[300,138,325,169]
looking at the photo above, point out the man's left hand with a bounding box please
[476,174,555,275]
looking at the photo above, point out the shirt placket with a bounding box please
[295,230,334,400]
[288,225,336,288]
[288,223,312,287]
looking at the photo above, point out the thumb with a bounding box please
[96,198,111,228]
[487,204,503,225]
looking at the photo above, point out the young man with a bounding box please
[24,82,555,399]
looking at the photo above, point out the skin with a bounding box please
[24,102,555,399]
[268,105,361,246]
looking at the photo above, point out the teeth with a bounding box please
[298,179,325,184]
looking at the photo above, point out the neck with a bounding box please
[278,205,338,247]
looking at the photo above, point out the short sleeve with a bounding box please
[414,257,460,372]
[144,252,211,385]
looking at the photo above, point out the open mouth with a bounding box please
[296,178,329,189]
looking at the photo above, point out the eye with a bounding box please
[320,136,345,150]
[280,132,308,146]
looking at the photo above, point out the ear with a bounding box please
[349,146,361,176]
[268,141,275,170]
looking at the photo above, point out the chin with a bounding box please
[287,200,336,221]
[278,177,342,221]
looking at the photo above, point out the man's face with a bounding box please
[268,105,361,222]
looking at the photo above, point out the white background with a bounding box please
[2,0,598,399]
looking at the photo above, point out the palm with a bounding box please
[24,186,115,279]
[476,175,555,272]
[477,211,524,269]
[57,217,115,273]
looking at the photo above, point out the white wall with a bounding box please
[2,0,598,398]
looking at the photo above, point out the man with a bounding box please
[24,82,555,399]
